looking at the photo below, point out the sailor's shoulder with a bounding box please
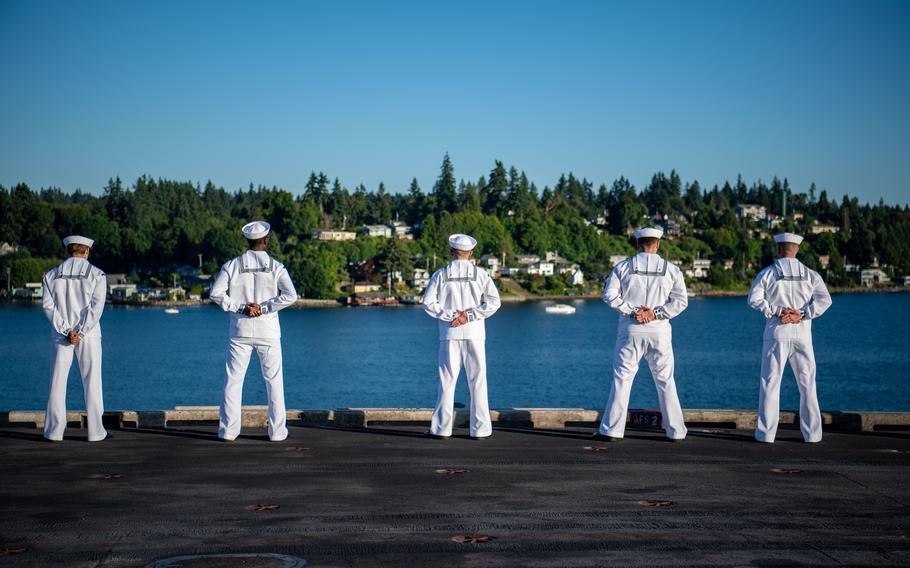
[756,264,776,278]
[613,257,633,272]
[223,255,244,268]
[805,266,825,282]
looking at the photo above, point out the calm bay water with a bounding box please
[1,293,909,412]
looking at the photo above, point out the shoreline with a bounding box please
[500,285,909,302]
[2,286,905,309]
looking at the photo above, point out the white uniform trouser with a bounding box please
[755,338,822,443]
[45,337,107,442]
[599,332,687,439]
[219,337,288,441]
[431,339,492,438]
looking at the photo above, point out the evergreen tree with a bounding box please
[432,153,458,213]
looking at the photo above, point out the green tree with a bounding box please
[432,153,458,213]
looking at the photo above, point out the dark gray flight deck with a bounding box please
[1,424,910,567]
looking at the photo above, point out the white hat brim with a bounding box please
[773,233,804,245]
[633,228,664,240]
[62,235,94,248]
[448,234,477,251]
[242,221,271,240]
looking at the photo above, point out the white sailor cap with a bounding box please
[773,232,804,245]
[62,235,94,248]
[242,221,271,240]
[633,227,664,240]
[448,233,477,251]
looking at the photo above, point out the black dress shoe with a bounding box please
[591,432,622,442]
[469,434,493,441]
[423,431,448,440]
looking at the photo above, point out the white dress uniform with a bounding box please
[209,222,298,441]
[599,229,689,440]
[748,234,832,443]
[41,236,108,442]
[422,235,502,438]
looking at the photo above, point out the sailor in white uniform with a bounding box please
[748,232,832,443]
[42,235,109,442]
[422,234,501,439]
[209,221,298,441]
[596,227,689,441]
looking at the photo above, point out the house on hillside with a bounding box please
[311,229,356,241]
[388,221,413,239]
[480,255,501,274]
[684,258,712,279]
[410,268,430,289]
[359,225,392,238]
[566,269,584,286]
[735,204,767,222]
[810,223,839,234]
[860,269,890,287]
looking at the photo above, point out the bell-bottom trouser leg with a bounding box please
[219,337,288,441]
[44,337,106,442]
[431,339,492,438]
[599,332,687,440]
[755,338,822,443]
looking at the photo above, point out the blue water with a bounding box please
[1,294,909,411]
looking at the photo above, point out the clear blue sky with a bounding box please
[1,0,908,204]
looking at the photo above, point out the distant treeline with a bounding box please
[2,154,909,298]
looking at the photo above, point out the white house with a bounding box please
[411,268,430,289]
[311,229,357,241]
[516,254,540,265]
[480,255,501,274]
[388,221,413,239]
[734,204,767,222]
[684,258,712,279]
[567,269,584,286]
[0,242,18,256]
[860,269,890,287]
[500,266,519,277]
[359,225,393,238]
[556,263,579,276]
[15,282,43,299]
[109,283,138,301]
[526,262,555,277]
[810,223,839,234]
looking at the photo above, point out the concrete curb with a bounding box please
[2,407,909,433]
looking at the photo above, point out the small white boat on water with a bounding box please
[545,304,576,315]
[164,308,180,315]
